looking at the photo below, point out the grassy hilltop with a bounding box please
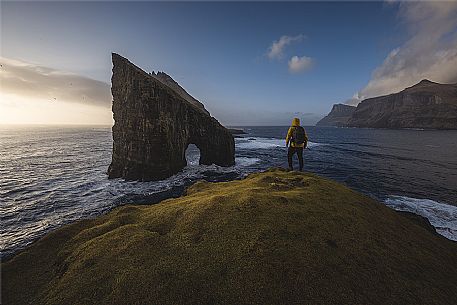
[3,168,457,305]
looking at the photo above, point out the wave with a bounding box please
[384,195,457,241]
[4,126,455,259]
[235,157,261,166]
[236,137,321,150]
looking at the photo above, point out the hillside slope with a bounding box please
[3,169,457,305]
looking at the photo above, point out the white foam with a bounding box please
[236,138,283,149]
[236,137,321,150]
[384,195,457,241]
[235,157,261,166]
[307,142,321,148]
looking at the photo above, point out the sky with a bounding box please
[1,1,457,126]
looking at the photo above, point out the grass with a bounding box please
[3,168,457,304]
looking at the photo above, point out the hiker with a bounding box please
[285,117,308,171]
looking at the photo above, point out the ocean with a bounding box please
[1,125,456,259]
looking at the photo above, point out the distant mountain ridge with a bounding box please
[317,80,457,129]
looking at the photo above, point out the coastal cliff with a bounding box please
[4,169,457,305]
[108,54,235,181]
[347,80,457,129]
[317,80,457,129]
[316,103,356,127]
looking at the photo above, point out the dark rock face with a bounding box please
[347,80,457,129]
[228,128,247,138]
[150,71,209,115]
[108,53,235,181]
[228,128,247,135]
[316,104,356,127]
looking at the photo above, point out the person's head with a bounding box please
[292,117,300,126]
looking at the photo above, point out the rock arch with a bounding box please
[184,143,200,166]
[108,53,235,181]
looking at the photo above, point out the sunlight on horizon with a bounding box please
[0,93,114,125]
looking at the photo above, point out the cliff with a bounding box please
[4,169,457,305]
[316,103,356,127]
[150,71,209,115]
[108,54,235,181]
[348,80,457,129]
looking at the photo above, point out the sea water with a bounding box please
[1,125,456,258]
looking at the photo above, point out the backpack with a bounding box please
[292,126,306,145]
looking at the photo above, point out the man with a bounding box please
[285,117,308,171]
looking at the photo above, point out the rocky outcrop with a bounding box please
[316,103,356,127]
[347,80,457,129]
[228,128,247,138]
[108,53,235,181]
[227,128,246,134]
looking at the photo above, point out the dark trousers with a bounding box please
[288,146,304,170]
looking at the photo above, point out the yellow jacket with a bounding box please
[286,118,308,148]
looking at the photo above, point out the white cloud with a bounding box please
[349,1,457,105]
[267,34,305,60]
[288,55,313,73]
[0,57,111,107]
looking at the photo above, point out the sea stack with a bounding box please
[108,53,235,181]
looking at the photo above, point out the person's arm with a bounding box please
[285,127,292,147]
[304,129,309,148]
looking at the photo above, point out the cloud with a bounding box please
[288,55,313,74]
[348,1,457,105]
[0,57,111,107]
[267,34,305,60]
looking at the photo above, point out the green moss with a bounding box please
[3,168,457,304]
